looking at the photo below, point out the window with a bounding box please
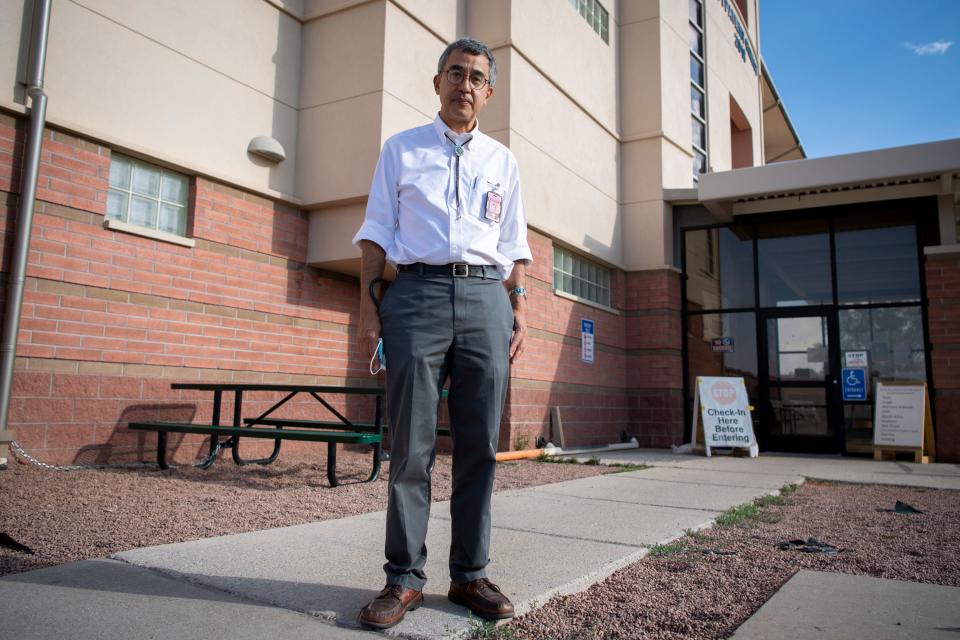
[689,0,707,181]
[733,0,749,27]
[684,225,755,311]
[835,213,920,305]
[554,246,611,307]
[568,0,610,43]
[107,154,189,236]
[757,219,832,307]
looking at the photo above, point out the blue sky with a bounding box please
[760,1,960,158]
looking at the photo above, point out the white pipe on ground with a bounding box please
[541,438,639,458]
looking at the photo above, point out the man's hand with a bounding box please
[505,260,529,364]
[358,305,382,360]
[358,241,388,362]
[509,299,527,363]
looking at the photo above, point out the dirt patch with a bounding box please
[504,481,960,640]
[0,450,613,577]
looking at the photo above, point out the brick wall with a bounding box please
[1,113,371,463]
[500,230,684,451]
[2,113,686,463]
[926,250,960,463]
[623,270,685,448]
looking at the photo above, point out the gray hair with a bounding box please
[437,37,497,87]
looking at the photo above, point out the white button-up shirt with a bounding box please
[352,115,533,278]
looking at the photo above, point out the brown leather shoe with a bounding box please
[357,584,424,629]
[448,578,515,620]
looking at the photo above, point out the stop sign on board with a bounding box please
[710,380,737,405]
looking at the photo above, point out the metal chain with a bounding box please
[6,440,149,471]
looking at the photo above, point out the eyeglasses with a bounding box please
[442,68,489,91]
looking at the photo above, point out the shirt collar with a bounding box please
[433,114,480,147]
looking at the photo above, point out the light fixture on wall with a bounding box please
[247,136,286,163]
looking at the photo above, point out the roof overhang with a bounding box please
[761,58,805,163]
[696,138,960,219]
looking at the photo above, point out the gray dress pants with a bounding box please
[378,267,513,590]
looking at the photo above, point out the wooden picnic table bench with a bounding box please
[128,383,385,487]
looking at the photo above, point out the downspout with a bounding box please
[0,0,53,464]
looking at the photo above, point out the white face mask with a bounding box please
[369,337,386,375]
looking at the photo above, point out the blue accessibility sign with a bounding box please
[842,368,866,401]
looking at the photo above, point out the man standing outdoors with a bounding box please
[353,38,532,629]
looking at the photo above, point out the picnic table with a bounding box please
[128,383,385,486]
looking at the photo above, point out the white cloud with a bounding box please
[905,40,953,55]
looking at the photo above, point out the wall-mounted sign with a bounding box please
[581,319,595,364]
[711,337,734,353]
[717,0,758,74]
[844,350,869,368]
[842,368,866,401]
[691,376,758,457]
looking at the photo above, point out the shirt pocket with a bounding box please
[468,175,505,225]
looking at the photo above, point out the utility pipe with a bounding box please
[495,448,545,462]
[0,0,54,458]
[495,439,640,462]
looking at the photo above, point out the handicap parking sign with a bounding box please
[842,368,866,401]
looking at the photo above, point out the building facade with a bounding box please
[1,0,957,464]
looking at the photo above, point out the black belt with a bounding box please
[398,262,499,279]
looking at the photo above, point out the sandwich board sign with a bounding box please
[873,382,935,463]
[691,376,758,457]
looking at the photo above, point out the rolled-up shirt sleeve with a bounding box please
[352,142,398,254]
[497,161,533,265]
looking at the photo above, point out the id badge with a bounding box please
[485,191,502,223]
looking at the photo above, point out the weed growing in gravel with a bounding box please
[717,485,800,527]
[755,482,801,510]
[608,462,651,473]
[532,455,651,473]
[535,454,580,464]
[648,539,689,556]
[715,502,762,527]
[684,528,710,543]
[756,493,787,507]
[780,482,800,496]
[467,616,518,639]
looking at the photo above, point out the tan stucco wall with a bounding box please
[2,0,768,275]
[3,0,302,200]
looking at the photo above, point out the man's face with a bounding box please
[433,49,494,132]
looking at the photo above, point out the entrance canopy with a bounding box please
[695,138,960,246]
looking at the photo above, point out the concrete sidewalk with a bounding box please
[2,452,958,639]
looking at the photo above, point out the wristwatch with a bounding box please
[509,286,528,300]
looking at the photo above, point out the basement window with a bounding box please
[554,245,612,307]
[107,154,189,237]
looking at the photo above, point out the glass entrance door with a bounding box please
[759,310,842,453]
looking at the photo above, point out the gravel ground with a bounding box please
[3,456,958,640]
[0,449,612,577]
[504,481,960,640]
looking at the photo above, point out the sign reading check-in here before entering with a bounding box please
[692,376,758,457]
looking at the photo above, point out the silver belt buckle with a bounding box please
[452,263,469,278]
